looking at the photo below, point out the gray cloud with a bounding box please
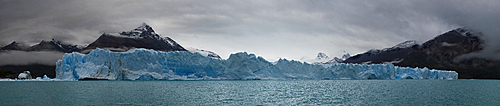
[443,1,500,61]
[0,0,498,62]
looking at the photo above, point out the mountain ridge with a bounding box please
[82,23,187,53]
[394,28,499,78]
[343,40,419,64]
[0,23,220,78]
[0,39,82,53]
[341,27,499,78]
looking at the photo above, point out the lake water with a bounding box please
[1,80,499,105]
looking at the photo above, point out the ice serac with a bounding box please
[56,48,458,80]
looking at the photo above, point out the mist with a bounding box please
[442,1,500,62]
[0,51,64,66]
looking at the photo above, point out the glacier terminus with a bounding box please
[56,48,458,80]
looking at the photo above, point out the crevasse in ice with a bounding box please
[55,48,458,80]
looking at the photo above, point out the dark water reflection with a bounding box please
[1,80,498,105]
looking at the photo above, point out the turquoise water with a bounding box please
[1,80,499,105]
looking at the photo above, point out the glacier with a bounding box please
[55,48,458,80]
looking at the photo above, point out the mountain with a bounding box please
[316,52,329,60]
[301,52,350,64]
[0,41,30,51]
[0,39,81,78]
[0,39,82,53]
[30,39,82,53]
[343,40,419,64]
[341,28,499,79]
[395,28,500,79]
[324,53,351,64]
[0,23,217,78]
[81,23,186,53]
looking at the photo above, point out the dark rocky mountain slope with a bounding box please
[0,39,82,53]
[395,28,500,79]
[343,40,419,64]
[0,41,30,51]
[81,23,186,53]
[342,28,499,79]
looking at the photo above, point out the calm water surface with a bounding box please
[1,80,499,105]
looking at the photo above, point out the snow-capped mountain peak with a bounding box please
[82,23,186,53]
[316,52,329,60]
[37,39,63,49]
[303,52,351,64]
[8,41,18,45]
[47,39,63,49]
[4,41,20,47]
[133,23,155,33]
[341,53,351,60]
[0,39,82,52]
[367,40,419,54]
[304,52,350,64]
[453,27,481,37]
[30,39,82,52]
[118,23,159,38]
[0,41,30,51]
[392,40,417,49]
[323,52,350,64]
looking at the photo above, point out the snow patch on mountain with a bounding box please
[441,42,457,46]
[390,40,418,49]
[186,47,221,58]
[343,40,419,64]
[454,27,480,37]
[361,40,418,56]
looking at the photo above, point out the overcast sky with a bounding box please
[1,0,499,62]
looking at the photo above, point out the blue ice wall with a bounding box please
[56,48,458,80]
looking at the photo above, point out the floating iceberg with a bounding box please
[17,71,32,79]
[55,48,458,80]
[0,74,60,81]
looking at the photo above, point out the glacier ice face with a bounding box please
[55,48,458,80]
